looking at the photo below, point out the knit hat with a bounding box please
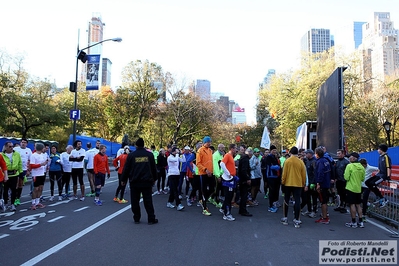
[289,146,299,155]
[203,136,212,143]
[378,144,388,152]
[270,145,277,151]
[135,138,144,147]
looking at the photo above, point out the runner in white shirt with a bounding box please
[69,140,86,201]
[60,145,73,198]
[30,143,49,210]
[13,138,32,205]
[85,141,100,197]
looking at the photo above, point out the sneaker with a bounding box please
[345,222,357,228]
[231,202,239,208]
[186,198,192,207]
[49,196,54,202]
[196,202,202,207]
[30,204,36,210]
[156,191,162,195]
[301,210,310,216]
[273,201,281,208]
[308,212,317,218]
[79,197,85,201]
[14,199,20,206]
[223,214,235,221]
[362,217,367,223]
[246,200,255,207]
[162,190,168,195]
[166,202,175,208]
[357,221,365,228]
[339,208,349,214]
[58,196,63,201]
[9,204,16,211]
[219,208,225,214]
[36,203,46,209]
[202,208,212,216]
[379,198,389,208]
[252,200,259,206]
[280,217,288,225]
[94,200,103,206]
[293,218,302,224]
[208,197,216,205]
[177,204,184,211]
[113,197,120,202]
[264,193,269,199]
[118,199,128,204]
[178,195,183,200]
[215,202,223,208]
[73,195,78,200]
[148,219,159,225]
[315,217,330,224]
[268,206,278,213]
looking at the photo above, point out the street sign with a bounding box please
[70,110,80,120]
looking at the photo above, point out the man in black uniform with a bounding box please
[238,148,252,217]
[121,138,158,225]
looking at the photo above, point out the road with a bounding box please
[1,171,397,266]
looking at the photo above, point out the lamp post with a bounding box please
[72,37,122,142]
[383,120,392,147]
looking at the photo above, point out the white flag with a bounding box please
[260,126,271,149]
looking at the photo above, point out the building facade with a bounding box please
[194,79,211,100]
[301,28,334,53]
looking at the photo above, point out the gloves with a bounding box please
[107,173,110,179]
[310,184,316,190]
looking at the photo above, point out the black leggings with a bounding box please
[365,176,384,199]
[62,172,71,195]
[115,173,127,199]
[3,176,18,205]
[49,171,62,196]
[284,186,302,220]
[157,168,166,191]
[168,175,181,205]
[189,175,200,200]
[268,177,280,208]
[199,174,215,209]
[300,187,318,212]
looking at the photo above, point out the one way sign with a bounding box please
[70,110,81,120]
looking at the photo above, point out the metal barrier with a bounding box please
[367,180,399,237]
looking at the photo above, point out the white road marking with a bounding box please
[47,216,65,223]
[73,207,90,212]
[21,205,131,266]
[48,201,71,207]
[0,234,10,239]
[367,219,397,234]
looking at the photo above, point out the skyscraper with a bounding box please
[194,79,211,100]
[301,28,334,53]
[360,12,399,86]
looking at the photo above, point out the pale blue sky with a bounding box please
[1,0,399,124]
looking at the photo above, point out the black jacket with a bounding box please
[121,147,158,187]
[157,154,167,170]
[237,154,251,183]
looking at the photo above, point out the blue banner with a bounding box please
[86,54,100,90]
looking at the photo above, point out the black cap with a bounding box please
[348,152,360,159]
[136,138,144,147]
[378,144,388,152]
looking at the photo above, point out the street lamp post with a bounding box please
[383,120,392,147]
[72,37,122,142]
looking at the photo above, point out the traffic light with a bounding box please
[69,82,76,92]
[77,50,87,63]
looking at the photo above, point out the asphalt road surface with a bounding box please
[1,171,398,266]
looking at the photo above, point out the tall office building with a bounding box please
[194,79,211,100]
[301,28,334,53]
[263,69,276,85]
[354,21,366,49]
[360,12,399,86]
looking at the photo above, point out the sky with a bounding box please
[1,0,399,124]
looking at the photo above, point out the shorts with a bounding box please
[318,188,330,204]
[19,170,27,180]
[87,169,94,174]
[346,189,361,205]
[251,178,261,187]
[95,173,106,187]
[33,175,46,187]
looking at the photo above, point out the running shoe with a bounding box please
[345,222,357,228]
[315,217,330,224]
[208,197,216,205]
[36,203,46,209]
[113,197,120,202]
[166,202,175,208]
[14,199,20,206]
[264,193,269,199]
[215,202,223,208]
[95,200,103,206]
[30,204,36,210]
[86,192,95,197]
[379,198,389,208]
[301,210,310,216]
[280,217,288,225]
[49,196,54,202]
[9,204,16,211]
[273,201,281,208]
[177,204,184,211]
[308,212,317,218]
[293,218,302,224]
[268,206,278,213]
[58,196,63,201]
[223,214,235,221]
[357,221,365,228]
[186,198,192,207]
[79,197,85,201]
[202,208,211,216]
[118,199,128,204]
[219,208,225,214]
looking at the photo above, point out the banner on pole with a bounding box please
[260,126,271,149]
[86,54,100,90]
